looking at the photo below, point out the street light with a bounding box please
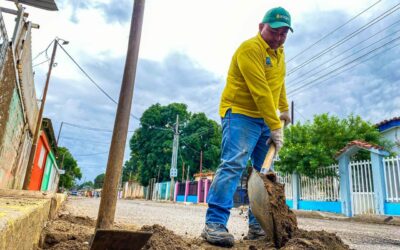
[22,37,69,189]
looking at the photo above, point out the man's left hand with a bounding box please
[279,111,291,127]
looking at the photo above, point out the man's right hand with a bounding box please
[268,127,283,153]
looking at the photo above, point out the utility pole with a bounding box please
[181,161,185,182]
[291,100,294,125]
[169,115,179,201]
[199,150,203,178]
[186,165,190,181]
[23,39,59,189]
[95,0,145,230]
[56,121,64,146]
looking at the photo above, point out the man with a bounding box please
[201,7,293,247]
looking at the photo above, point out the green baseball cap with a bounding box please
[262,7,293,32]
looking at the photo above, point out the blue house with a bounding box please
[376,117,400,155]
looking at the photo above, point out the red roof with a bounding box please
[375,117,400,127]
[336,140,384,157]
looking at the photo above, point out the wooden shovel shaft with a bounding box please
[260,120,284,175]
[260,143,276,174]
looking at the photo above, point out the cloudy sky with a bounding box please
[2,0,399,183]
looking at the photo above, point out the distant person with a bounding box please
[201,7,292,247]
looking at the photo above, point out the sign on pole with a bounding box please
[170,168,177,177]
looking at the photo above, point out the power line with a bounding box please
[287,0,382,63]
[32,59,50,68]
[288,39,400,96]
[74,151,109,157]
[32,39,54,62]
[59,136,110,145]
[63,121,135,133]
[294,108,307,121]
[57,43,172,132]
[287,2,400,76]
[287,26,400,90]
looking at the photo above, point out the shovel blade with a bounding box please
[90,229,152,250]
[247,170,275,241]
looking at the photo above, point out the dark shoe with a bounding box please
[201,223,234,247]
[243,224,266,240]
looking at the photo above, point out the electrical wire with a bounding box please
[287,2,400,76]
[32,59,50,68]
[57,42,173,132]
[288,39,400,96]
[74,151,109,157]
[287,0,382,63]
[287,26,400,90]
[32,39,54,62]
[63,121,134,133]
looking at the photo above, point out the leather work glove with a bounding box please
[279,111,291,127]
[268,127,284,154]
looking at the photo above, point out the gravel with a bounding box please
[65,197,400,250]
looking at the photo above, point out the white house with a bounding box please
[376,117,400,155]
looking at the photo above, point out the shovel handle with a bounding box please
[260,144,276,174]
[260,120,284,175]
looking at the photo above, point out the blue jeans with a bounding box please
[205,109,272,226]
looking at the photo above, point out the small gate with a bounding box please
[349,160,376,215]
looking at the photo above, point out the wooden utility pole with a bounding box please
[95,0,145,229]
[23,39,58,189]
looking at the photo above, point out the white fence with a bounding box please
[300,165,340,201]
[277,173,293,199]
[350,160,376,215]
[383,156,400,202]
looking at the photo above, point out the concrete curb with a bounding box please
[294,210,400,226]
[0,189,67,250]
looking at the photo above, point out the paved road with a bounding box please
[65,197,400,250]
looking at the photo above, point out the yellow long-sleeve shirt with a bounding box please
[219,33,289,130]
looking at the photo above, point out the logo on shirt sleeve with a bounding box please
[265,56,272,67]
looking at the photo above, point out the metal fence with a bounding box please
[383,156,400,202]
[299,165,340,201]
[277,172,293,199]
[350,160,376,215]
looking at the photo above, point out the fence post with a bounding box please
[370,152,388,215]
[204,179,209,203]
[338,156,352,217]
[174,182,179,202]
[184,181,189,202]
[292,172,299,210]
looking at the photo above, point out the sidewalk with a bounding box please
[0,189,66,250]
[293,209,400,226]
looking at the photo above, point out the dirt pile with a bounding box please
[256,175,349,250]
[140,224,192,250]
[281,229,350,250]
[38,213,94,250]
[262,174,298,247]
[38,199,349,250]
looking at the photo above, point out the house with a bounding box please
[27,118,63,192]
[376,117,400,155]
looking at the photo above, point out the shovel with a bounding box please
[90,229,152,250]
[247,142,277,242]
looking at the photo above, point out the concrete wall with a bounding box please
[0,19,38,190]
[0,48,28,189]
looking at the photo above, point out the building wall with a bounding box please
[381,128,400,155]
[0,88,26,188]
[28,133,48,190]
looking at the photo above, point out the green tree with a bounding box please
[276,114,392,177]
[94,173,105,189]
[78,181,94,189]
[56,147,82,189]
[123,103,221,186]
